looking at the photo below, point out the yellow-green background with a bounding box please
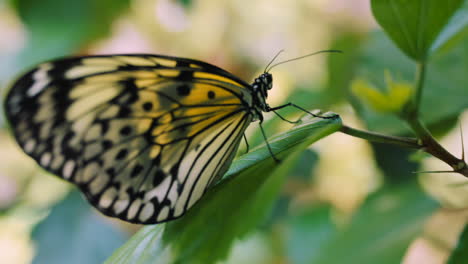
[0,0,467,263]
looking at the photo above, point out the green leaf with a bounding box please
[448,224,468,264]
[32,191,128,264]
[286,206,336,264]
[289,149,319,181]
[10,0,130,68]
[286,180,439,264]
[371,0,464,61]
[371,143,419,185]
[351,75,412,114]
[106,114,342,264]
[432,1,468,54]
[325,31,365,105]
[354,31,468,135]
[104,225,168,264]
[176,0,192,8]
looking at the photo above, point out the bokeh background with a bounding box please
[0,0,467,263]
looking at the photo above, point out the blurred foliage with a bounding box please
[353,30,468,135]
[325,31,365,106]
[286,180,439,264]
[176,0,192,8]
[0,0,467,264]
[371,143,420,185]
[448,224,468,263]
[432,1,468,54]
[32,191,128,264]
[351,72,412,114]
[371,0,464,61]
[9,0,130,68]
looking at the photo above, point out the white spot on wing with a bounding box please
[100,188,117,208]
[40,152,52,167]
[63,160,75,179]
[157,206,170,222]
[65,65,119,79]
[79,162,100,183]
[139,203,155,222]
[67,86,122,120]
[89,174,109,195]
[127,199,142,219]
[114,195,129,214]
[143,175,171,202]
[116,56,156,66]
[167,183,178,207]
[50,155,64,170]
[27,63,53,97]
[84,124,102,142]
[24,140,36,153]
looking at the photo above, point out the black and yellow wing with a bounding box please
[5,54,254,224]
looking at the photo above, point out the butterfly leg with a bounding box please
[259,122,280,163]
[242,133,250,154]
[268,103,339,119]
[271,110,300,124]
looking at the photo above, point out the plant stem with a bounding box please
[413,62,427,113]
[405,113,468,177]
[402,61,468,177]
[339,125,421,149]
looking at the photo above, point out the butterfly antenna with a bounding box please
[266,49,342,72]
[264,50,285,73]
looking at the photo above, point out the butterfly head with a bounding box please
[260,72,273,90]
[250,73,273,119]
[253,72,273,94]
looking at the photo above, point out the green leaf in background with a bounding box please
[176,0,193,8]
[32,191,128,264]
[431,1,468,54]
[264,149,320,227]
[106,114,342,264]
[104,225,168,264]
[286,206,336,264]
[289,149,319,182]
[324,31,365,105]
[371,143,419,185]
[448,224,468,264]
[371,0,464,61]
[9,0,130,69]
[354,31,468,135]
[286,180,440,264]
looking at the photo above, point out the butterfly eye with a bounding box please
[260,73,273,90]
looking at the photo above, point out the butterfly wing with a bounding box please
[5,54,253,223]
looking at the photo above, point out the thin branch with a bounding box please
[339,125,421,149]
[401,61,468,178]
[405,115,468,177]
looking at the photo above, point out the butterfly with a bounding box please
[4,52,338,224]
